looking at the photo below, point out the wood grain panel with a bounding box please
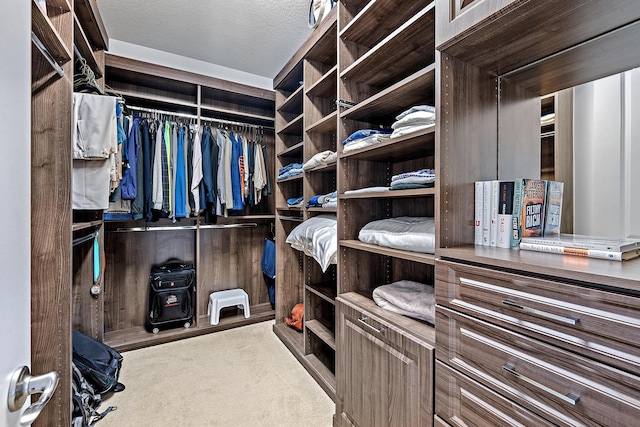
[31,18,73,427]
[336,294,434,427]
[437,53,497,249]
[72,227,103,339]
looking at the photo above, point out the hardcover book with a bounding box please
[519,242,640,261]
[543,180,564,236]
[497,180,514,248]
[474,181,483,246]
[520,179,547,238]
[511,178,525,249]
[521,234,640,252]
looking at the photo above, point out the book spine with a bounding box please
[490,180,499,246]
[497,180,514,248]
[482,181,491,246]
[543,180,564,236]
[519,242,625,261]
[474,181,483,246]
[511,179,524,249]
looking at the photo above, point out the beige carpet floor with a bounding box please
[100,321,335,427]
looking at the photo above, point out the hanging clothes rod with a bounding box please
[31,32,65,77]
[114,223,259,233]
[125,105,274,130]
[73,232,97,247]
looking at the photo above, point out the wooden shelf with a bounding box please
[74,0,108,50]
[306,319,336,351]
[306,65,337,99]
[307,207,337,213]
[277,141,304,158]
[306,110,337,133]
[340,240,436,265]
[200,105,274,126]
[276,174,304,183]
[105,304,275,352]
[339,127,435,161]
[278,85,304,114]
[278,113,304,135]
[32,0,72,65]
[306,8,338,64]
[73,13,102,78]
[340,4,435,88]
[306,282,337,304]
[342,187,435,199]
[72,220,102,232]
[341,65,436,123]
[341,0,431,49]
[118,90,198,109]
[305,161,337,173]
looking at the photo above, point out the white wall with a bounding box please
[0,0,31,423]
[573,69,640,237]
[108,40,273,90]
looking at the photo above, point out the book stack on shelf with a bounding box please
[474,178,563,249]
[520,234,640,261]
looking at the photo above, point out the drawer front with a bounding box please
[337,299,434,427]
[436,259,640,374]
[435,360,554,427]
[436,306,640,427]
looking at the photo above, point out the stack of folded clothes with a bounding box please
[302,150,337,170]
[390,105,436,138]
[306,191,337,208]
[390,168,435,190]
[277,162,304,180]
[342,129,392,152]
[287,197,304,208]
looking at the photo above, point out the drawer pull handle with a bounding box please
[502,363,580,406]
[502,300,579,325]
[357,317,385,334]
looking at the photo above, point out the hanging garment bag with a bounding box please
[148,260,196,333]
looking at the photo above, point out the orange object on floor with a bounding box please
[285,303,304,332]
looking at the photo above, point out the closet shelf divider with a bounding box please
[339,240,436,265]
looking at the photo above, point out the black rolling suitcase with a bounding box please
[148,260,196,334]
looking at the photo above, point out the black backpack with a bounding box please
[72,331,125,426]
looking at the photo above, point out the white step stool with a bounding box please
[207,289,250,325]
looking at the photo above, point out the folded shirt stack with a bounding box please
[390,168,435,190]
[277,162,304,180]
[344,186,390,194]
[390,105,436,139]
[307,191,337,208]
[302,150,337,170]
[287,197,304,208]
[342,129,392,153]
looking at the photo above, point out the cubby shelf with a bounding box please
[306,282,338,304]
[340,240,436,265]
[278,113,304,135]
[306,110,338,133]
[278,85,304,114]
[306,65,337,99]
[339,127,435,161]
[340,3,436,88]
[277,141,304,158]
[306,319,336,351]
[341,187,435,199]
[32,0,72,65]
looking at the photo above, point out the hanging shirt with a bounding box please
[161,121,171,214]
[121,116,140,200]
[174,125,187,218]
[190,124,203,215]
[215,128,227,215]
[230,131,245,211]
[223,131,234,214]
[152,120,164,210]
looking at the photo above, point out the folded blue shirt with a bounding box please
[342,129,392,145]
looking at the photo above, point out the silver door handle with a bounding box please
[358,317,385,334]
[8,366,59,426]
[502,363,579,406]
[502,299,580,325]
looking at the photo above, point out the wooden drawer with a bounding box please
[435,360,554,427]
[436,259,640,374]
[436,306,640,427]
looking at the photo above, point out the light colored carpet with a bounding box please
[100,321,335,427]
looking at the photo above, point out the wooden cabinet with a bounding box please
[435,253,640,426]
[100,55,277,351]
[336,293,435,427]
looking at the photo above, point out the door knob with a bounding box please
[7,366,59,426]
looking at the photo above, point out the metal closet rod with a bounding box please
[125,105,274,130]
[72,231,97,246]
[114,223,260,232]
[31,32,64,77]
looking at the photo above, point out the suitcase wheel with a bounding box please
[183,322,191,329]
[152,327,160,334]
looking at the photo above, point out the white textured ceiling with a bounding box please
[97,0,313,80]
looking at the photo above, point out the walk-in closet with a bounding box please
[4,0,640,425]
